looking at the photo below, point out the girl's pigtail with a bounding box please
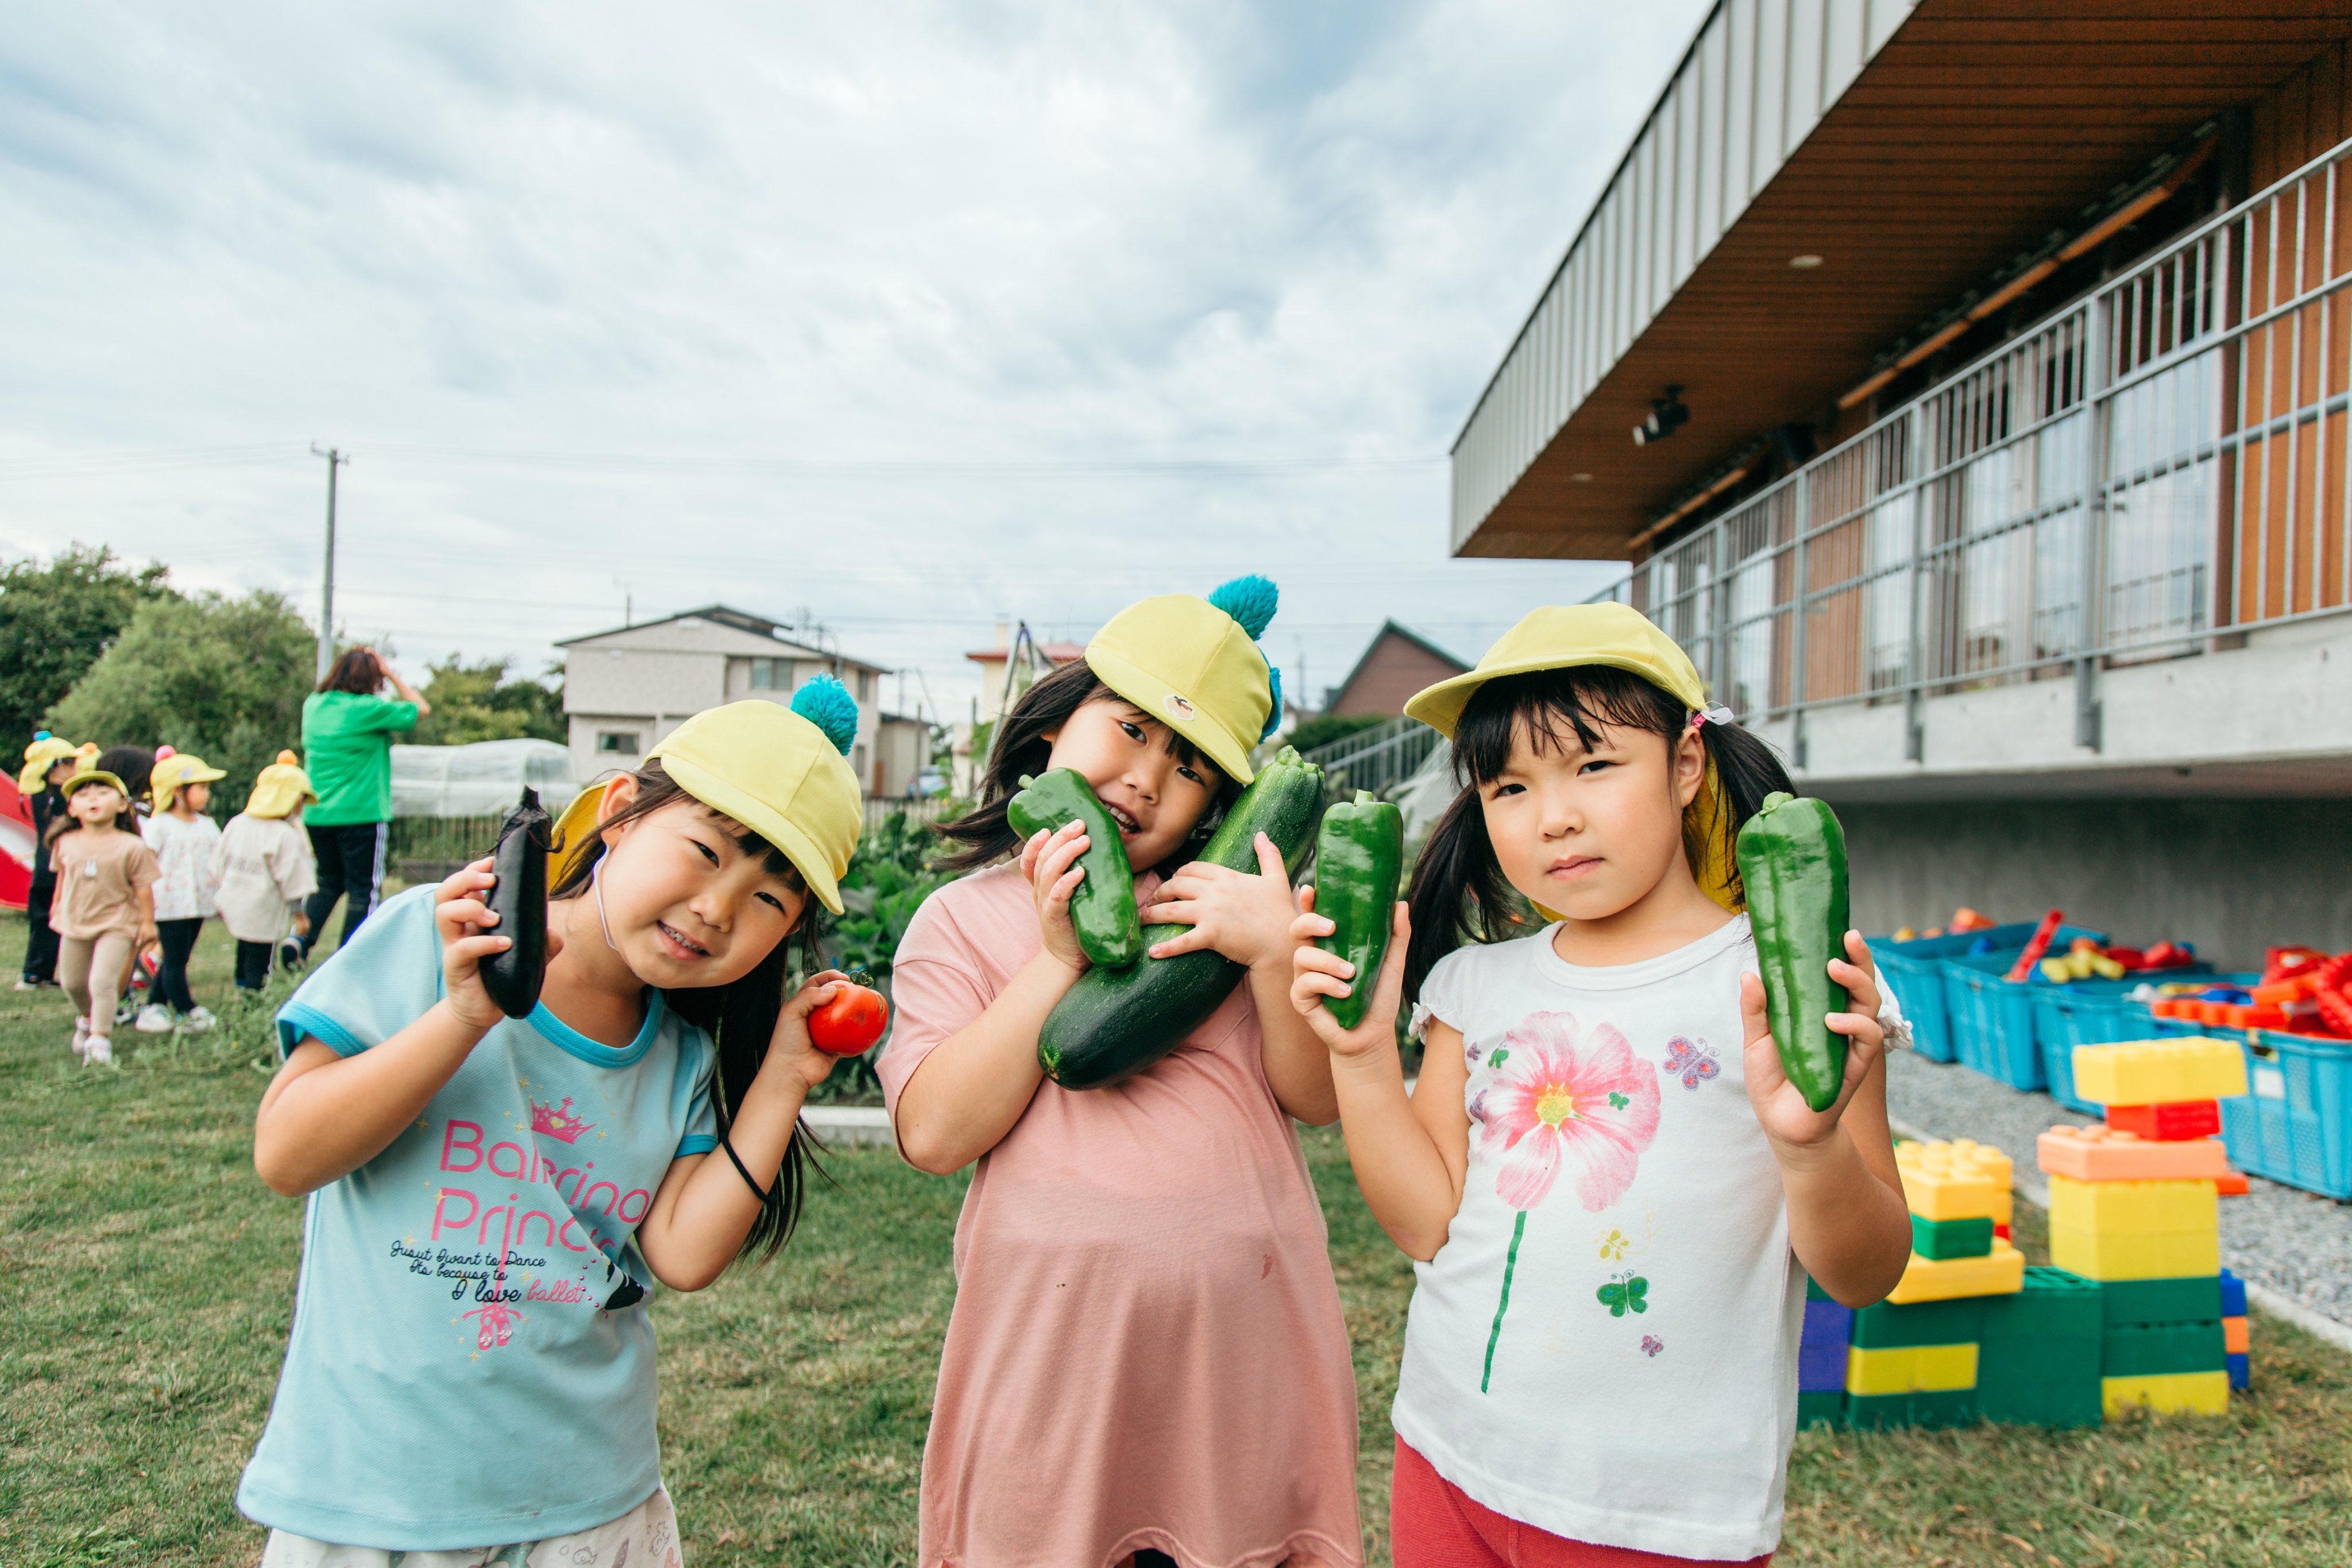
[1401,783,1521,1004]
[1697,719,1796,837]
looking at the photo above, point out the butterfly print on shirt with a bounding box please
[1663,1036,1720,1091]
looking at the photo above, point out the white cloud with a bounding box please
[0,0,1708,716]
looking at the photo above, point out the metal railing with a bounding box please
[1297,716,1446,798]
[1589,133,2352,742]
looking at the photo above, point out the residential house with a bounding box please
[558,605,928,800]
[1320,621,1470,717]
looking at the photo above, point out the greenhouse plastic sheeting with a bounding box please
[390,739,577,819]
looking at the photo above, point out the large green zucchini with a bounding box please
[1037,746,1325,1089]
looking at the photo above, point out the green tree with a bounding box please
[48,590,315,814]
[0,544,176,746]
[410,656,565,746]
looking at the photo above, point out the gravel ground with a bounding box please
[1885,1047,2352,1333]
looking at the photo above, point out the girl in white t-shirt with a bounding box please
[1288,605,1911,1567]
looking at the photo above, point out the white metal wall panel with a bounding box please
[1450,0,1920,551]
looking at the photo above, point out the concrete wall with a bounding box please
[1843,797,2352,972]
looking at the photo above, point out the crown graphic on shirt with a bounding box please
[529,1097,596,1144]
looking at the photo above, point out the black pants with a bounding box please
[304,821,388,956]
[235,939,274,991]
[20,879,58,983]
[155,917,203,1013]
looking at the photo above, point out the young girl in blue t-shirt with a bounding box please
[239,685,867,1566]
[1289,605,1913,1566]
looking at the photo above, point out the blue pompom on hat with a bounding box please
[790,673,860,756]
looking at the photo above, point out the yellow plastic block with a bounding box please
[2073,1038,2248,1107]
[2037,1123,2231,1183]
[1887,1239,2025,1303]
[1895,1140,2013,1221]
[1846,1342,1979,1395]
[2103,1370,2229,1417]
[2046,1174,2219,1235]
[2048,1223,2220,1281]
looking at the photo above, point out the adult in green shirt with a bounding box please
[298,648,431,958]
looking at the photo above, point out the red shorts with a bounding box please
[1390,1438,1772,1568]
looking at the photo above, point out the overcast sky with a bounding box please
[0,1,1707,722]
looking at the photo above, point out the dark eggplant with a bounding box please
[478,786,552,1018]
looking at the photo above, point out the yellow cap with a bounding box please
[1403,603,1742,913]
[60,768,130,802]
[1084,577,1280,786]
[18,735,78,796]
[551,693,864,914]
[151,751,228,812]
[246,751,317,819]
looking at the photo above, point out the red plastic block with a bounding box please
[2215,1172,2250,1196]
[2107,1101,2220,1141]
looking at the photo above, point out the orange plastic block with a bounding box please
[2072,1038,2248,1107]
[1896,1140,2013,1222]
[2224,1316,2250,1354]
[2037,1125,2231,1183]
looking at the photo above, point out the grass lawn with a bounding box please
[4,907,2352,1567]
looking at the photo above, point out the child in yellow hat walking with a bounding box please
[883,577,1361,1568]
[137,748,230,1034]
[238,681,868,1566]
[48,766,160,1067]
[16,732,80,990]
[213,752,321,995]
[1287,605,1911,1567]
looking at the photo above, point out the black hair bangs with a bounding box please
[1451,667,1690,788]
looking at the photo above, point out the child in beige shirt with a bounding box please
[211,752,319,994]
[48,768,160,1065]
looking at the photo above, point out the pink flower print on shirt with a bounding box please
[1478,1010,1662,1212]
[1476,1009,1662,1392]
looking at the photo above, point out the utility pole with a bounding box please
[310,445,349,681]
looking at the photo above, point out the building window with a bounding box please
[856,669,872,704]
[598,731,640,755]
[750,656,779,690]
[853,742,868,780]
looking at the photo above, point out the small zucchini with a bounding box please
[1312,790,1404,1030]
[479,786,553,1019]
[1006,768,1145,970]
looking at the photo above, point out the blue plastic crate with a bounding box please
[2218,1028,2352,1201]
[1937,927,2109,1092]
[2032,964,2214,1115]
[1869,921,2064,1065]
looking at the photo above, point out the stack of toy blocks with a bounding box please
[2048,1037,2249,1418]
[2222,1268,2250,1390]
[1840,1141,2027,1428]
[1798,1277,1851,1428]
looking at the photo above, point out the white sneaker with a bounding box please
[134,1003,174,1035]
[115,999,139,1027]
[86,1035,114,1065]
[15,976,38,991]
[180,1007,217,1034]
[71,1018,90,1059]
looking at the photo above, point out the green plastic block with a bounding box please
[2103,1320,2227,1377]
[1851,1296,1986,1349]
[1844,1388,1980,1430]
[1911,1213,1995,1260]
[1975,1337,2103,1428]
[2100,1276,2222,1329]
[1797,1388,1844,1429]
[1982,1267,2104,1343]
[1806,1275,1832,1302]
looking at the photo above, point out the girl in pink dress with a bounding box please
[880,577,1361,1568]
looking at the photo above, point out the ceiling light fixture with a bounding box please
[1789,254,1824,269]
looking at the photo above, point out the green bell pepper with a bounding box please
[1313,790,1404,1030]
[1734,791,1851,1112]
[1007,768,1145,970]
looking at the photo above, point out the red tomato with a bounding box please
[809,983,889,1055]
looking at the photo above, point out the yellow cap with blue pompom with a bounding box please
[1084,574,1284,786]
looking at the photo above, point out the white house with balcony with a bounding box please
[558,605,929,802]
[1446,0,2352,964]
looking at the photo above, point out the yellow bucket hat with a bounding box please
[1084,575,1283,785]
[550,679,864,914]
[18,733,78,796]
[151,749,229,812]
[247,751,318,820]
[1404,603,1744,913]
